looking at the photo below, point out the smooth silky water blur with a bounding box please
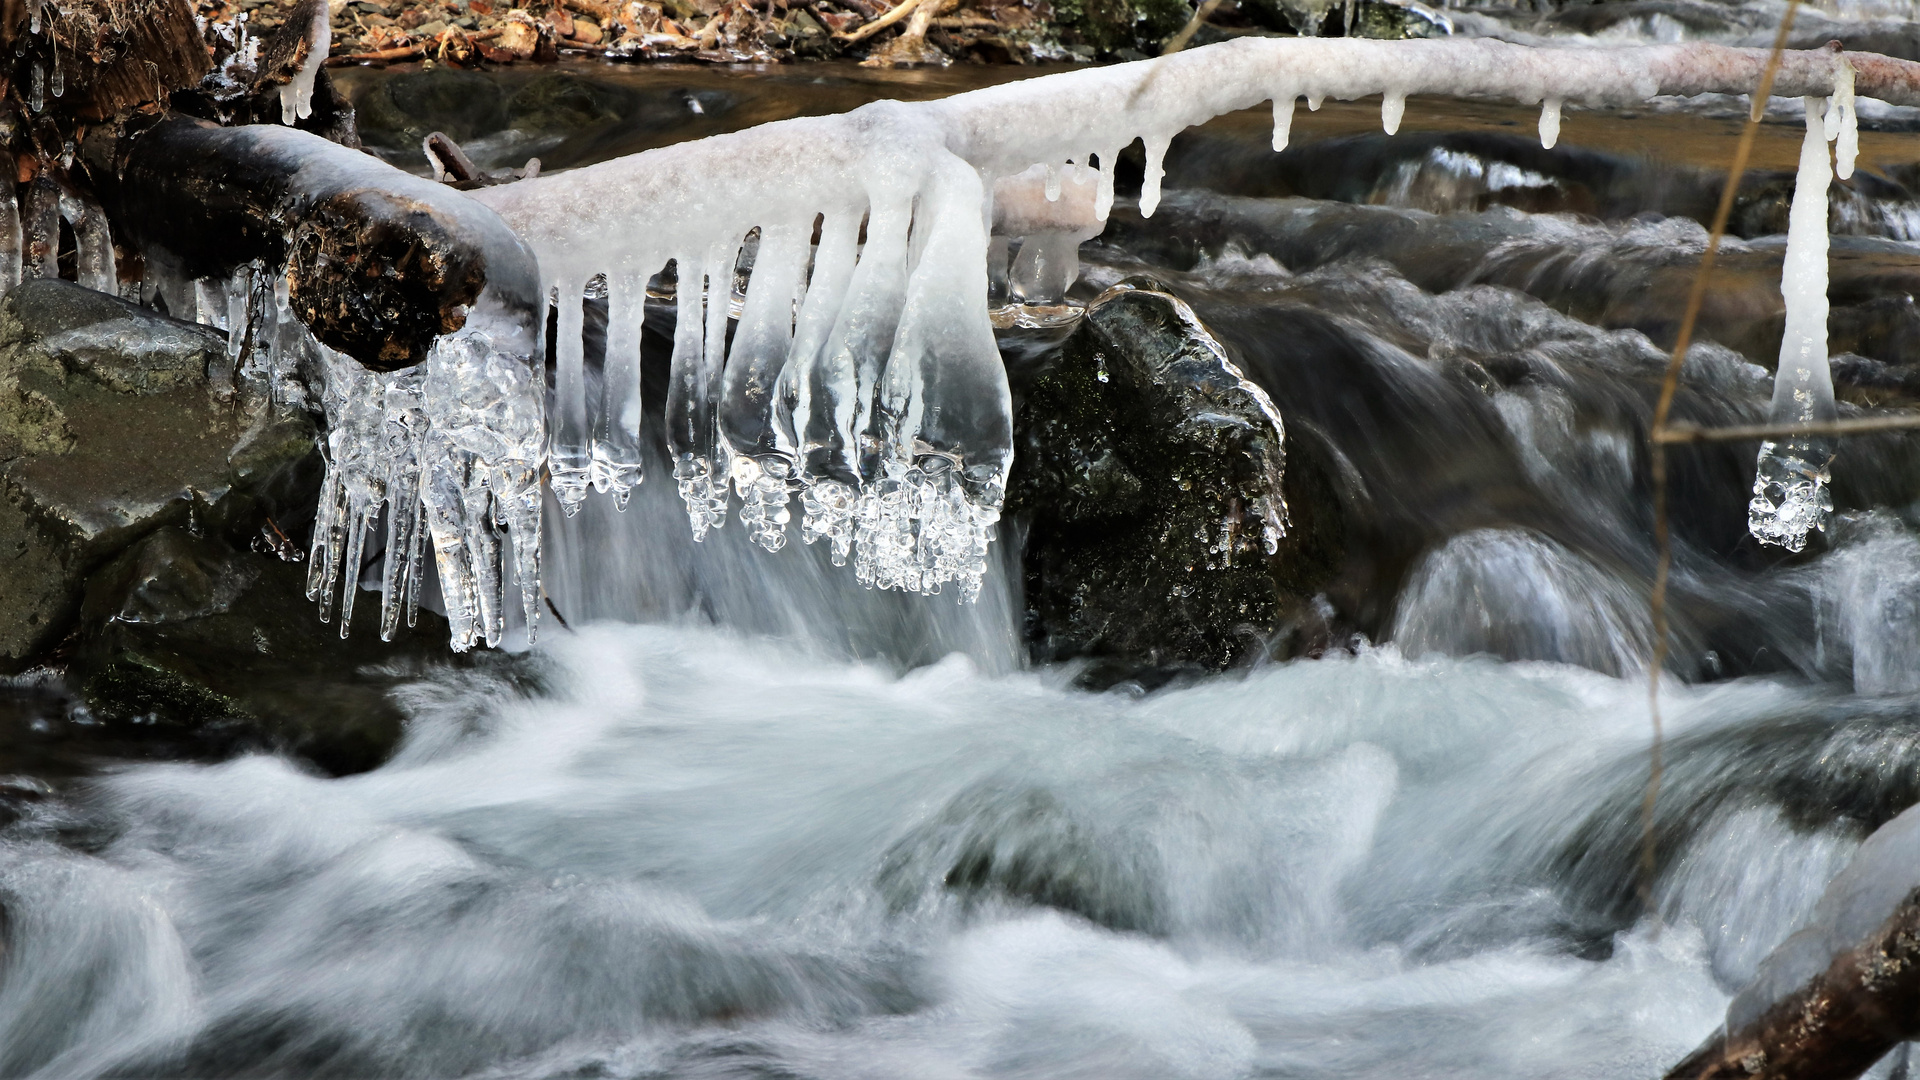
[12,59,1920,1080]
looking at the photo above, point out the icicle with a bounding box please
[788,212,863,562]
[548,277,593,516]
[593,272,646,510]
[809,197,912,494]
[0,190,24,299]
[1009,233,1080,303]
[1140,133,1171,218]
[306,345,384,628]
[419,320,545,650]
[195,278,227,328]
[1272,95,1296,152]
[1093,149,1118,221]
[1043,164,1061,202]
[1381,91,1406,135]
[379,366,427,641]
[1749,97,1840,553]
[62,195,115,295]
[722,222,809,552]
[28,64,43,114]
[1539,97,1562,149]
[219,262,257,396]
[1830,57,1858,180]
[1307,92,1324,111]
[667,247,733,540]
[21,174,56,281]
[279,0,331,125]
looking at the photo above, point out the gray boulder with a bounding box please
[1009,278,1343,678]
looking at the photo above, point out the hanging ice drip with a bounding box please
[479,102,1015,603]
[134,247,547,652]
[305,311,544,651]
[1750,66,1857,553]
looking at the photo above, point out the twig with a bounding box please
[424,131,480,184]
[326,43,426,63]
[542,589,573,631]
[1656,413,1920,443]
[1641,0,1803,928]
[836,0,922,42]
[931,14,999,28]
[1161,0,1221,55]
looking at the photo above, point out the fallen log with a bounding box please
[87,118,541,371]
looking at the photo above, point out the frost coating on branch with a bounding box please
[475,37,1897,603]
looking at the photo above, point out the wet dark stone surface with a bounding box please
[0,279,318,671]
[1010,279,1342,678]
[63,527,456,777]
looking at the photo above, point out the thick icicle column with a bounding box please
[1749,66,1857,552]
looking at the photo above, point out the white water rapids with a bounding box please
[5,478,1916,1079]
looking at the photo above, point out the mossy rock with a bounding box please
[1047,0,1191,56]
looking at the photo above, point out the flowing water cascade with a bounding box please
[15,25,1920,1078]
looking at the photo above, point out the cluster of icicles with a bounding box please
[0,37,1873,650]
[153,263,546,653]
[468,37,1874,627]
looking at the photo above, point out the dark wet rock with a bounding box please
[1546,700,1920,938]
[0,279,318,671]
[1009,278,1342,676]
[1047,0,1190,56]
[349,64,508,150]
[65,527,455,776]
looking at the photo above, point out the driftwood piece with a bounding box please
[1666,888,1920,1080]
[88,118,540,371]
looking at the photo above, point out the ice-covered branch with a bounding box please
[97,118,540,372]
[93,119,548,652]
[475,36,1893,603]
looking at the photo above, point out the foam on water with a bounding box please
[0,623,1890,1078]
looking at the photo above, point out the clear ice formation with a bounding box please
[473,37,1877,607]
[1750,78,1854,552]
[127,252,546,654]
[18,39,1881,648]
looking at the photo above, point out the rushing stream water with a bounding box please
[8,50,1920,1079]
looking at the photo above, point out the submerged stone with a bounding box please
[0,279,316,670]
[67,527,454,776]
[1010,278,1341,676]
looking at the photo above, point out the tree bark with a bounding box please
[87,118,541,371]
[1667,888,1920,1080]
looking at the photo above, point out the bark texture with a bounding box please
[1666,888,1920,1080]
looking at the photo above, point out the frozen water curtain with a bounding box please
[283,37,1898,648]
